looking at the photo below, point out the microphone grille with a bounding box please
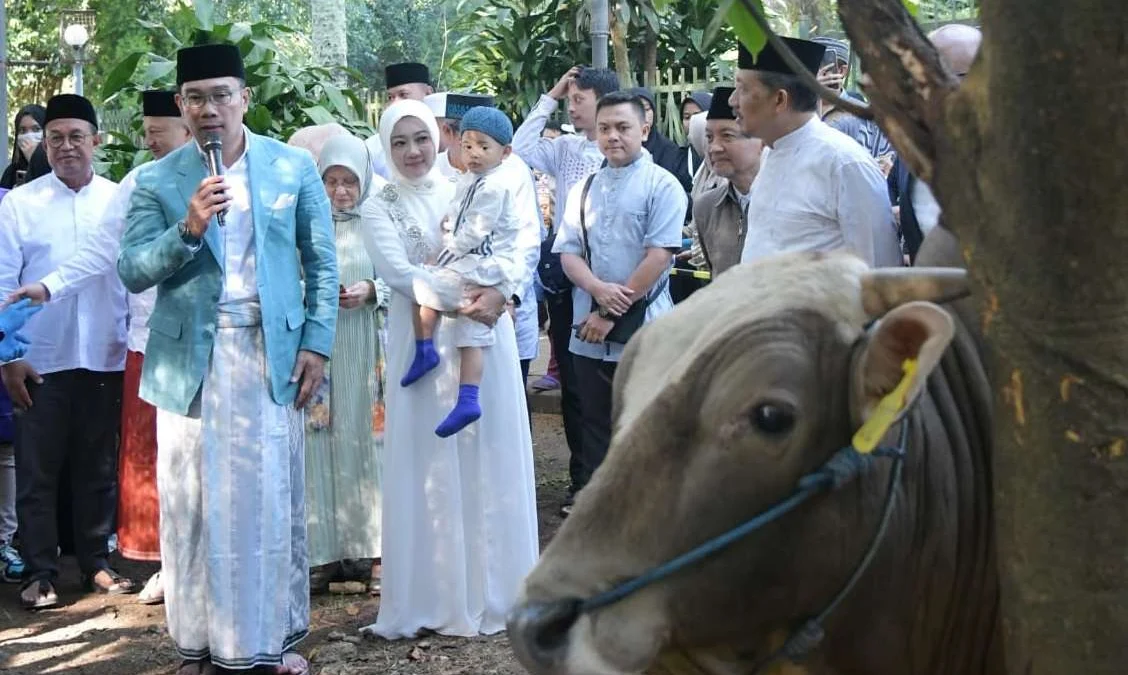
[203,132,223,150]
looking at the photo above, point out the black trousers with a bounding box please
[572,355,618,494]
[16,368,123,583]
[544,292,585,494]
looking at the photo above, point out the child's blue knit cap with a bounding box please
[460,106,513,146]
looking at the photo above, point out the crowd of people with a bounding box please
[0,20,981,675]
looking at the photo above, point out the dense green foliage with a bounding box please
[94,1,371,181]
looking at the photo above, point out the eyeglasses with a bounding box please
[46,132,92,148]
[182,90,239,109]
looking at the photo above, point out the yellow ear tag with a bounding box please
[852,358,918,454]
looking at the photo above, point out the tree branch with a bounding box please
[735,0,874,120]
[836,0,960,184]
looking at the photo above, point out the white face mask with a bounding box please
[17,131,42,159]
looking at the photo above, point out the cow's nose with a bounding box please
[507,597,582,671]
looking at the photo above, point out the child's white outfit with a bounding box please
[423,164,522,347]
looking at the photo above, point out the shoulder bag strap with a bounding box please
[578,173,596,266]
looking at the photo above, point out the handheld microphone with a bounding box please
[202,132,227,227]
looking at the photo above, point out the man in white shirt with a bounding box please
[365,62,434,180]
[0,94,131,610]
[512,65,619,515]
[10,89,192,606]
[730,37,902,267]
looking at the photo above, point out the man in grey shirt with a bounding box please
[553,91,686,497]
[513,66,619,514]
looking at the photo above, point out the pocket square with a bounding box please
[271,193,297,210]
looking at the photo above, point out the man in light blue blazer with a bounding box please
[117,43,337,675]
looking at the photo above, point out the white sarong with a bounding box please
[156,301,309,669]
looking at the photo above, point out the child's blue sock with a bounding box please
[401,339,439,387]
[435,384,482,438]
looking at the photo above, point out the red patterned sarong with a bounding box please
[117,350,160,560]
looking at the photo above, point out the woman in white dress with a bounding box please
[359,100,539,639]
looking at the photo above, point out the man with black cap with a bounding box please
[364,62,435,181]
[423,91,496,180]
[9,89,192,606]
[692,86,765,277]
[117,43,337,674]
[0,93,132,609]
[730,37,902,267]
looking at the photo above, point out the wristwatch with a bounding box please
[177,219,201,247]
[597,306,612,319]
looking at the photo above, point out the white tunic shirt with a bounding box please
[39,165,157,353]
[0,172,127,373]
[208,132,258,305]
[740,117,902,267]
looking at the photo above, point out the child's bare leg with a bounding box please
[458,346,483,386]
[435,346,485,438]
[414,304,440,340]
[401,304,442,387]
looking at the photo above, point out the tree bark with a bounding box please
[609,8,634,87]
[644,26,658,87]
[839,0,1128,672]
[310,0,348,81]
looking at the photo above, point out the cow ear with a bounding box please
[850,301,955,441]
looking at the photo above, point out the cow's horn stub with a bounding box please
[860,267,970,317]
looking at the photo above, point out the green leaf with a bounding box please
[301,105,337,126]
[728,0,767,60]
[194,0,215,31]
[100,51,145,101]
[902,0,921,16]
[247,105,273,134]
[140,58,177,86]
[321,83,356,121]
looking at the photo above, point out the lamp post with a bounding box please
[63,23,89,96]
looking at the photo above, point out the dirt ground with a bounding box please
[0,412,570,675]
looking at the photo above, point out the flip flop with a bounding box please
[83,568,139,595]
[20,578,59,610]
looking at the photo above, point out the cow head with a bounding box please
[509,252,968,675]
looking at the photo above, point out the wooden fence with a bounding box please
[638,64,731,145]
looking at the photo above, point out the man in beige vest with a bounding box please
[692,86,764,277]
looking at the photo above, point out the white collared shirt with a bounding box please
[740,117,902,267]
[200,130,258,305]
[39,165,157,353]
[0,171,127,373]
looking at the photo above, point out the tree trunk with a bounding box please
[838,0,1128,672]
[644,27,658,87]
[609,8,634,87]
[310,0,348,81]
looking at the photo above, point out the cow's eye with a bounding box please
[752,403,795,435]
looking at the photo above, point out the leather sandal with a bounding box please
[20,578,59,610]
[83,568,139,595]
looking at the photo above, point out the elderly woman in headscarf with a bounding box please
[0,104,46,189]
[304,133,392,596]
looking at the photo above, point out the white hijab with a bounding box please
[370,100,454,258]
